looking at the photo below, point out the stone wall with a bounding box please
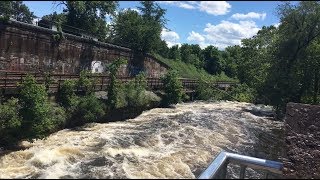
[283,102,320,179]
[0,20,168,77]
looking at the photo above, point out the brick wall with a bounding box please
[0,20,168,77]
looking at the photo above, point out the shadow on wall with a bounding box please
[79,44,95,73]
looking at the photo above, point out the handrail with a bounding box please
[198,151,283,179]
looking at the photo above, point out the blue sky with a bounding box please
[23,1,289,50]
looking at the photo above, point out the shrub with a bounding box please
[49,103,67,130]
[18,75,62,140]
[106,58,127,109]
[57,79,78,109]
[229,83,257,103]
[161,70,185,106]
[124,72,151,108]
[0,98,22,146]
[77,70,95,95]
[68,95,106,127]
[195,78,215,101]
[44,72,54,92]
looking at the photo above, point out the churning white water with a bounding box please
[0,101,284,179]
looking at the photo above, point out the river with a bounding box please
[0,101,284,179]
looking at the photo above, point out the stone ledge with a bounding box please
[283,102,320,179]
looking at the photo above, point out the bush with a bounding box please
[124,73,151,108]
[106,58,127,109]
[229,83,257,103]
[195,78,215,100]
[161,70,185,106]
[77,70,95,95]
[68,95,106,127]
[57,79,78,109]
[49,103,67,130]
[0,98,22,146]
[18,75,63,140]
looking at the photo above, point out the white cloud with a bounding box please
[198,1,231,15]
[161,29,181,48]
[187,31,205,42]
[159,1,231,15]
[123,8,141,14]
[231,12,266,20]
[188,20,261,50]
[274,22,280,28]
[159,1,196,9]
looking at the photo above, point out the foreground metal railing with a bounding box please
[198,151,283,179]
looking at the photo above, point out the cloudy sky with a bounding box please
[24,1,286,50]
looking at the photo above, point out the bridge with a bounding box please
[0,71,238,95]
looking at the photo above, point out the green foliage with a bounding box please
[59,1,118,41]
[124,73,151,108]
[161,70,185,106]
[68,95,106,127]
[195,79,215,101]
[57,79,78,109]
[0,98,22,146]
[110,1,166,53]
[229,83,257,103]
[107,58,128,109]
[154,54,237,82]
[44,72,53,92]
[77,70,95,95]
[18,75,63,140]
[0,1,36,24]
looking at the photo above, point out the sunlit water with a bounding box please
[0,101,284,179]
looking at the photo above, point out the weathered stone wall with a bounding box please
[283,102,320,179]
[0,20,168,77]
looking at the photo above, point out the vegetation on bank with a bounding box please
[0,58,158,147]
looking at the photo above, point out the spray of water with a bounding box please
[0,101,283,179]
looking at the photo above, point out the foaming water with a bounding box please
[0,101,284,179]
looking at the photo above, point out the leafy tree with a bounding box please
[0,1,36,23]
[261,1,320,116]
[202,45,222,75]
[110,1,166,54]
[161,70,185,106]
[106,58,127,109]
[68,95,106,127]
[18,75,64,140]
[195,78,215,101]
[57,1,118,41]
[57,79,78,109]
[220,45,241,78]
[156,40,170,58]
[0,98,22,146]
[168,45,181,60]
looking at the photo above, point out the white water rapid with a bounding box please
[0,101,284,179]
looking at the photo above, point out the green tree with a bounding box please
[110,1,166,54]
[0,98,22,146]
[18,75,64,140]
[168,45,181,60]
[202,45,222,75]
[161,70,185,106]
[0,1,36,23]
[262,1,320,115]
[106,58,127,109]
[57,1,118,41]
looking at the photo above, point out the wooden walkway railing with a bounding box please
[0,71,237,94]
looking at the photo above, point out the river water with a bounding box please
[0,101,284,179]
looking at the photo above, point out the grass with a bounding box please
[153,54,238,83]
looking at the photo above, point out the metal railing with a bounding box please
[198,151,283,179]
